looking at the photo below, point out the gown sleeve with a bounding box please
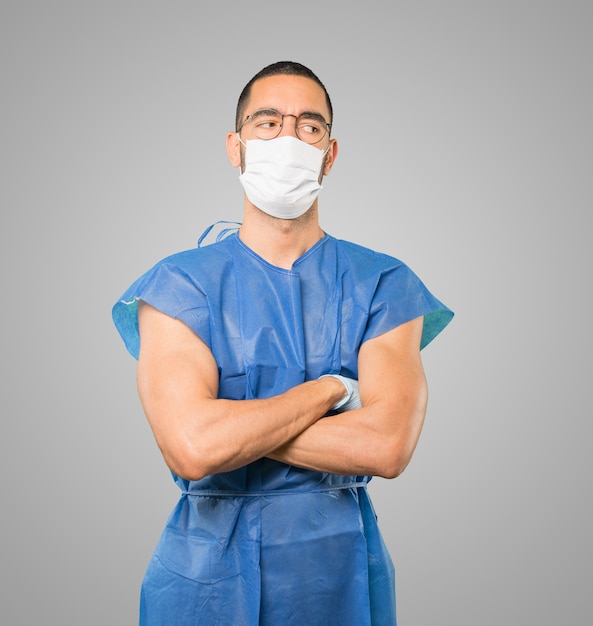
[362,262,454,350]
[111,259,211,360]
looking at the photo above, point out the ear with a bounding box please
[226,132,242,167]
[322,139,338,176]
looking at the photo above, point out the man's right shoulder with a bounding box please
[155,236,236,275]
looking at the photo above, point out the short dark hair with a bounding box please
[235,61,333,132]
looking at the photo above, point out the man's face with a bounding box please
[238,74,335,173]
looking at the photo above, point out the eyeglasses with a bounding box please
[239,109,331,145]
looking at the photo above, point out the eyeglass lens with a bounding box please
[248,110,329,144]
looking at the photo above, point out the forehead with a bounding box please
[247,74,330,118]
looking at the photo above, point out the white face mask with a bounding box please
[238,136,326,219]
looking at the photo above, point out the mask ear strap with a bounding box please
[237,133,247,148]
[197,221,242,247]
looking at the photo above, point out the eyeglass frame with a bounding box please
[237,108,332,145]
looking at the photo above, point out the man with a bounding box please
[113,61,453,625]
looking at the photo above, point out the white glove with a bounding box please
[320,374,362,412]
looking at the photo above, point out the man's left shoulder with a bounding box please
[333,237,406,273]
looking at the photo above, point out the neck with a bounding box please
[239,202,325,269]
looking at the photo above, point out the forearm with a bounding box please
[142,375,347,481]
[268,395,427,479]
[267,412,380,476]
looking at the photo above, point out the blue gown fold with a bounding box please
[112,232,453,625]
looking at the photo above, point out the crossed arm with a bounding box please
[136,301,428,481]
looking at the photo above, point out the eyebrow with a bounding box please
[249,108,329,124]
[298,110,330,124]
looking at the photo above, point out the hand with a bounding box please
[320,374,362,412]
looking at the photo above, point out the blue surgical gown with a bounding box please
[112,232,453,625]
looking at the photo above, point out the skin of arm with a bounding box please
[268,316,428,479]
[136,301,348,481]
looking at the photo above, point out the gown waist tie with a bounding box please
[182,480,369,498]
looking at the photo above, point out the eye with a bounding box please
[299,123,321,134]
[249,110,284,139]
[251,110,282,128]
[297,119,323,138]
[257,119,280,130]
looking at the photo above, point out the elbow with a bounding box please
[163,453,208,482]
[372,390,428,479]
[160,440,214,482]
[373,440,414,479]
[158,425,247,481]
[170,461,210,483]
[375,458,410,480]
[377,460,410,480]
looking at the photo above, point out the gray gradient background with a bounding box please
[1,1,591,624]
